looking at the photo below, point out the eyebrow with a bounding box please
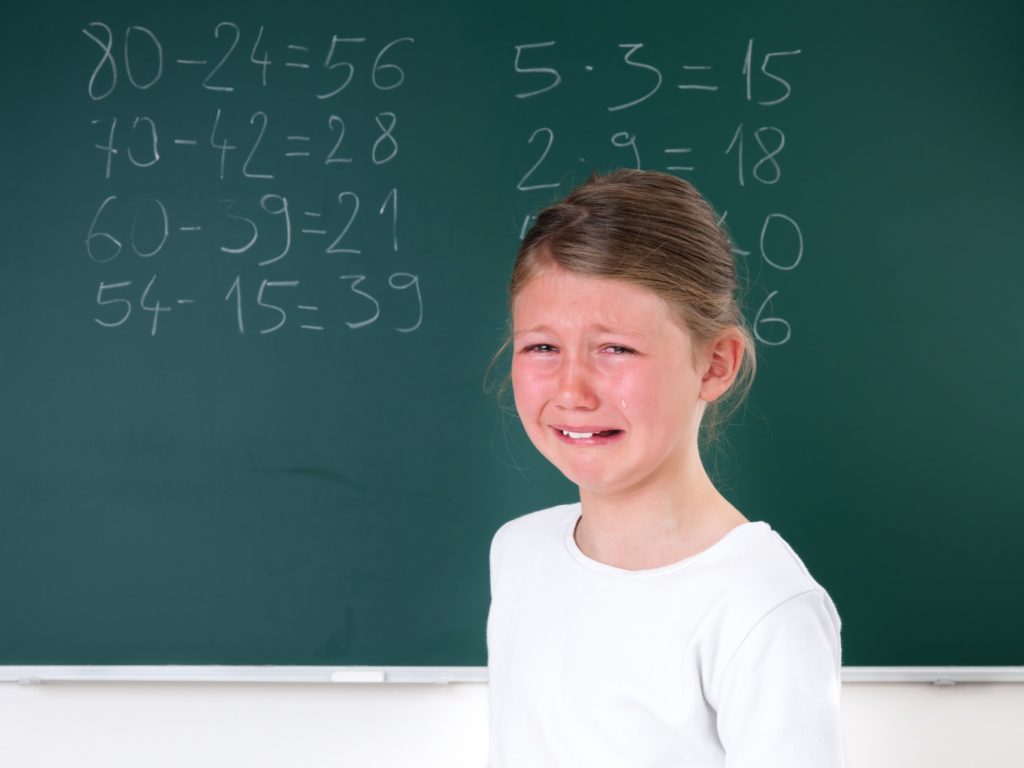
[513,323,644,338]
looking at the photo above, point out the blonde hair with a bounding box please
[501,169,756,444]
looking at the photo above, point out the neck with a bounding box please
[575,454,747,571]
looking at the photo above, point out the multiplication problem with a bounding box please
[513,39,799,108]
[511,37,805,346]
[512,38,799,190]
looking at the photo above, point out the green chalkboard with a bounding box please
[1,0,1022,667]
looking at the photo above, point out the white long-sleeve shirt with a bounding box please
[487,503,843,767]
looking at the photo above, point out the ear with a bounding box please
[698,329,745,403]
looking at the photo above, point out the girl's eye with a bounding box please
[522,343,557,354]
[603,345,635,355]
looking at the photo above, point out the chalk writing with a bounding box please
[511,37,804,344]
[83,21,421,339]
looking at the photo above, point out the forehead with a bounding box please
[512,267,680,334]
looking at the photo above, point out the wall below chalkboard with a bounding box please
[4,681,1024,767]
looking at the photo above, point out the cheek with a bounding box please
[616,363,694,421]
[609,368,647,407]
[510,359,544,420]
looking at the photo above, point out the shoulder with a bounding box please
[491,502,579,550]
[489,502,579,574]
[714,522,835,614]
[711,531,844,763]
[713,583,844,764]
[701,523,842,700]
[695,523,840,658]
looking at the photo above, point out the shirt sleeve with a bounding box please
[715,590,844,768]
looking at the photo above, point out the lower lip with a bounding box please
[551,428,624,446]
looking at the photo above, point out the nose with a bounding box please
[555,355,599,410]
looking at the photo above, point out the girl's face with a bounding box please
[511,266,710,500]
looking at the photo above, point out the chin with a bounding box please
[556,466,622,495]
[534,441,627,492]
[538,456,587,488]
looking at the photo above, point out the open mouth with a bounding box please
[552,427,623,443]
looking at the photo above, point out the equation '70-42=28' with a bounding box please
[94,273,424,337]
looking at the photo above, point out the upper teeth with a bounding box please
[563,430,594,439]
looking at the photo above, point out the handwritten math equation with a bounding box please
[80,22,806,345]
[82,21,420,338]
[511,39,805,346]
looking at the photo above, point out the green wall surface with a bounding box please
[1,0,1021,666]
